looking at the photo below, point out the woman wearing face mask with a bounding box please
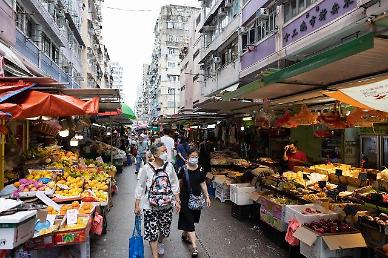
[178,148,211,257]
[134,142,180,258]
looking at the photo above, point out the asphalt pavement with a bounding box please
[90,166,289,258]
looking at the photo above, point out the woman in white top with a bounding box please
[134,142,181,258]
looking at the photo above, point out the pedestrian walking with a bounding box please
[178,148,211,258]
[134,142,181,258]
[176,136,189,172]
[135,134,149,174]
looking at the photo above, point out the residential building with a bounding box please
[231,0,388,105]
[135,64,150,123]
[0,0,112,89]
[145,5,199,122]
[179,12,203,113]
[195,0,242,104]
[111,62,124,97]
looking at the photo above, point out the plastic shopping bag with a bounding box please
[129,215,144,258]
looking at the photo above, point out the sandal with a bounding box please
[181,234,191,244]
[192,248,198,258]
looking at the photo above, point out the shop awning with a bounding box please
[195,98,262,114]
[0,81,35,103]
[223,33,388,102]
[323,78,388,112]
[0,41,31,76]
[98,109,122,116]
[0,90,99,119]
[121,103,136,120]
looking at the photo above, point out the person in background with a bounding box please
[199,136,215,173]
[134,143,180,258]
[178,148,211,258]
[135,134,149,174]
[283,141,308,171]
[160,128,175,163]
[176,136,189,172]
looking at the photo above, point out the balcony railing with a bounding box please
[15,30,39,66]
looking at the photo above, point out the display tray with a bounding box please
[18,188,55,198]
[358,216,386,233]
[52,196,82,203]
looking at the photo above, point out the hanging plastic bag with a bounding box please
[285,218,300,246]
[129,215,144,258]
[91,212,104,235]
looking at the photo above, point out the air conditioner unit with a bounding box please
[218,7,227,17]
[358,0,380,8]
[256,8,269,19]
[199,64,205,70]
[225,0,233,7]
[47,3,55,16]
[202,25,216,31]
[213,57,221,63]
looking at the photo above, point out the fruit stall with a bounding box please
[0,145,117,258]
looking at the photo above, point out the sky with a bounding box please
[102,0,200,109]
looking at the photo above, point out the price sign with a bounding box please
[344,204,358,216]
[66,209,78,225]
[303,174,310,180]
[337,184,347,192]
[327,189,339,200]
[371,193,382,203]
[335,169,343,177]
[358,173,367,181]
[318,181,327,189]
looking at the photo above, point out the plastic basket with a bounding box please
[284,204,339,224]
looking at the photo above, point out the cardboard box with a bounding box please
[294,226,367,258]
[260,207,287,232]
[0,210,37,249]
[54,215,91,246]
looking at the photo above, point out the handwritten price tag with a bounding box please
[66,209,78,225]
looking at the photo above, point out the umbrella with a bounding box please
[121,103,136,120]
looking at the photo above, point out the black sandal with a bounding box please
[181,234,191,244]
[192,248,198,258]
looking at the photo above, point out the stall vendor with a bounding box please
[283,142,308,170]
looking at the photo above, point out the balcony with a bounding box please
[203,60,240,96]
[201,14,240,61]
[242,0,269,25]
[15,30,39,67]
[199,0,224,31]
[240,34,275,71]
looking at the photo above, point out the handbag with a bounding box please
[129,215,144,258]
[183,166,205,210]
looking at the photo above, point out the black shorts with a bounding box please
[178,205,201,232]
[143,207,173,241]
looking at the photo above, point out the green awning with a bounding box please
[121,103,136,120]
[223,33,377,101]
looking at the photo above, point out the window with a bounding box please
[16,4,24,31]
[168,35,174,42]
[167,88,175,94]
[167,101,175,108]
[167,22,174,29]
[284,0,319,22]
[52,44,59,64]
[167,62,176,68]
[193,49,200,60]
[193,74,199,82]
[168,75,179,81]
[168,48,177,55]
[42,33,51,56]
[26,18,34,38]
[196,14,201,26]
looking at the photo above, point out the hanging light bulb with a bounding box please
[59,129,69,137]
[70,137,79,147]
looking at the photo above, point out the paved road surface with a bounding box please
[90,166,289,258]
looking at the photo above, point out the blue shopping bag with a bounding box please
[129,215,144,258]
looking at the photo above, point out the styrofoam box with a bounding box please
[285,204,339,225]
[230,183,256,205]
[0,210,37,249]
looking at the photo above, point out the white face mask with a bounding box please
[188,157,198,165]
[159,152,168,162]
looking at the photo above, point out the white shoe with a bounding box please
[158,243,165,255]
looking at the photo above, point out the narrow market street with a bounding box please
[91,165,289,258]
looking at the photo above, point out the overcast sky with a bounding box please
[102,0,199,108]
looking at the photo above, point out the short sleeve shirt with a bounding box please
[178,167,206,203]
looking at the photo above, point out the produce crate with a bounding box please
[260,206,287,232]
[358,218,388,249]
[284,204,339,224]
[54,216,91,246]
[231,203,259,222]
[215,182,230,203]
[230,183,255,206]
[259,195,286,221]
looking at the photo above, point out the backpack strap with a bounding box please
[183,165,192,194]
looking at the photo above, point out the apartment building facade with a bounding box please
[135,64,150,123]
[0,0,112,88]
[144,5,199,123]
[111,62,124,96]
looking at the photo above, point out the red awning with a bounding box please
[0,80,34,103]
[98,109,122,116]
[0,90,99,119]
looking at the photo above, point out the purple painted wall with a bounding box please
[282,0,357,46]
[241,35,276,70]
[0,1,16,45]
[242,0,268,25]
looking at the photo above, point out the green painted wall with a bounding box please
[290,126,322,162]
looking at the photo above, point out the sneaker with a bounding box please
[158,243,165,255]
[192,248,198,258]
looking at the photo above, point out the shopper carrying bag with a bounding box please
[129,215,144,258]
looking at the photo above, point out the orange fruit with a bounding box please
[47,206,54,213]
[14,182,21,187]
[71,201,80,208]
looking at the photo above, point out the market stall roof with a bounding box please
[159,112,229,125]
[121,103,136,120]
[0,77,67,89]
[0,90,99,119]
[195,98,262,114]
[0,81,35,103]
[223,33,388,104]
